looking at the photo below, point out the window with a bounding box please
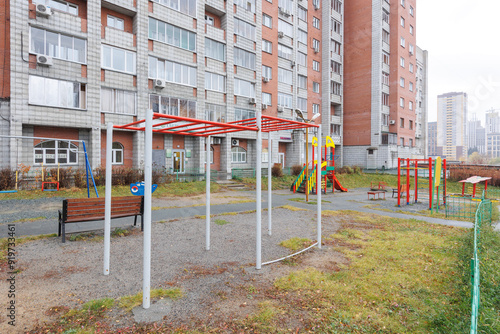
[401,0,405,7]
[107,15,124,30]
[151,0,196,17]
[34,140,78,165]
[382,72,389,85]
[382,30,390,44]
[313,39,320,52]
[313,17,320,29]
[149,18,196,52]
[313,103,320,114]
[331,61,341,74]
[409,138,413,147]
[400,77,405,87]
[234,18,256,40]
[297,29,308,45]
[149,56,197,86]
[297,97,307,112]
[206,38,226,62]
[278,44,292,59]
[205,72,226,92]
[400,16,405,27]
[234,108,255,121]
[234,48,255,69]
[205,15,214,26]
[29,75,86,109]
[331,82,342,96]
[410,6,414,16]
[382,93,389,106]
[150,95,196,117]
[381,113,389,126]
[313,60,320,71]
[112,142,124,165]
[234,78,255,98]
[297,52,307,67]
[261,148,269,163]
[30,27,86,63]
[102,45,136,74]
[409,82,413,92]
[262,40,272,53]
[400,37,405,48]
[278,0,293,12]
[409,44,414,54]
[277,92,292,108]
[332,41,341,55]
[298,7,307,22]
[101,88,136,115]
[331,19,341,34]
[409,120,413,130]
[333,0,342,13]
[262,65,272,80]
[410,25,414,35]
[383,52,389,65]
[263,14,272,28]
[262,92,272,106]
[205,103,226,122]
[312,0,320,9]
[38,0,77,15]
[278,19,293,37]
[235,0,255,12]
[331,124,341,136]
[382,133,397,145]
[400,118,404,128]
[231,146,247,163]
[400,97,405,108]
[278,67,293,84]
[383,10,389,24]
[297,75,307,89]
[409,63,414,73]
[409,101,413,110]
[400,137,405,147]
[400,57,405,68]
[313,82,320,93]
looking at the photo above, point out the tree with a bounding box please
[468,152,488,164]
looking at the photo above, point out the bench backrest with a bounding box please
[62,196,143,223]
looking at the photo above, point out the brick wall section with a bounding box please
[172,135,184,150]
[100,130,134,168]
[101,8,134,34]
[0,0,10,99]
[33,126,79,145]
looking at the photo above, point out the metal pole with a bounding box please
[268,132,272,236]
[397,158,401,207]
[305,126,309,202]
[429,157,433,210]
[256,110,262,270]
[317,126,322,249]
[103,122,113,276]
[206,136,211,250]
[142,109,153,309]
[406,158,410,205]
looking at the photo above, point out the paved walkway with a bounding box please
[3,187,498,238]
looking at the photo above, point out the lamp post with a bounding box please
[295,109,320,202]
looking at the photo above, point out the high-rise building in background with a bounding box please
[467,115,486,155]
[415,46,428,158]
[343,0,424,170]
[436,92,468,161]
[427,121,439,157]
[486,109,500,158]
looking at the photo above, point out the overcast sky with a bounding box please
[417,0,500,124]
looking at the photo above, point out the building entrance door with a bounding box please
[172,150,185,173]
[278,153,285,168]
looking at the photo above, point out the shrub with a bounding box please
[272,164,283,178]
[73,169,87,188]
[291,164,304,176]
[0,168,15,191]
[47,167,73,188]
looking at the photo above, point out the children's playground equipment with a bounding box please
[396,157,447,212]
[291,135,347,198]
[0,135,98,197]
[458,176,492,198]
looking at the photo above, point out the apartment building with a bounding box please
[427,121,440,157]
[467,116,486,155]
[0,0,344,175]
[486,109,500,158]
[437,92,468,161]
[343,0,423,169]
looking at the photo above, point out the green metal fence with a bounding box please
[445,196,485,221]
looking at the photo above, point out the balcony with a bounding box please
[382,41,390,53]
[330,72,341,82]
[382,21,390,32]
[330,94,341,104]
[382,63,390,73]
[206,0,226,13]
[103,27,135,50]
[330,115,341,124]
[331,9,342,22]
[102,0,136,12]
[206,24,225,42]
[382,0,390,12]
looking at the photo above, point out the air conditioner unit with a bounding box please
[249,97,256,104]
[262,104,268,110]
[36,4,53,16]
[314,47,320,53]
[314,3,320,10]
[231,139,239,146]
[154,79,166,88]
[36,54,53,66]
[278,31,284,38]
[212,137,222,145]
[290,61,295,68]
[277,106,284,113]
[262,76,270,83]
[389,120,396,125]
[283,10,291,17]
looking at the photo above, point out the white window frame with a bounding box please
[313,103,320,114]
[262,39,273,54]
[262,92,272,106]
[278,67,293,84]
[262,65,272,80]
[234,78,256,98]
[400,97,405,108]
[263,14,272,28]
[400,37,405,48]
[112,142,124,165]
[400,56,405,68]
[101,88,136,115]
[313,17,320,29]
[30,26,87,64]
[277,92,293,108]
[234,47,255,69]
[278,44,292,59]
[206,38,226,62]
[231,146,247,163]
[102,45,136,74]
[313,60,320,72]
[107,15,124,31]
[150,0,196,17]
[34,140,78,166]
[149,18,196,52]
[149,56,197,87]
[205,72,227,93]
[313,82,320,93]
[29,75,86,109]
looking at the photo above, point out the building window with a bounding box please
[410,25,414,35]
[409,101,413,110]
[150,95,196,117]
[278,0,293,12]
[313,82,320,93]
[235,0,255,13]
[383,10,389,24]
[262,65,272,80]
[107,15,124,30]
[102,45,136,74]
[231,146,247,163]
[383,52,390,65]
[312,39,320,52]
[298,29,308,46]
[298,6,307,22]
[278,19,293,37]
[297,52,307,67]
[400,37,405,48]
[382,113,389,126]
[234,78,256,98]
[297,75,307,89]
[382,133,397,145]
[149,56,197,86]
[400,137,405,146]
[331,124,341,136]
[205,15,214,26]
[34,140,78,165]
[409,63,414,73]
[400,16,405,27]
[112,142,124,165]
[313,103,320,114]
[409,44,414,55]
[30,27,86,63]
[331,19,341,34]
[313,60,320,71]
[409,138,413,147]
[278,92,293,108]
[332,41,341,55]
[333,0,342,13]
[263,14,272,28]
[382,72,389,85]
[409,120,413,130]
[234,18,256,40]
[278,44,293,59]
[151,0,196,17]
[410,6,414,16]
[38,0,78,15]
[382,30,390,44]
[401,0,405,7]
[313,17,320,29]
[101,88,136,115]
[400,77,405,88]
[205,72,226,93]
[331,61,341,74]
[206,38,226,62]
[148,18,196,52]
[234,48,255,69]
[297,97,307,113]
[400,118,404,128]
[278,67,293,84]
[205,103,226,122]
[29,75,86,109]
[409,82,414,92]
[400,97,405,108]
[262,148,269,163]
[262,92,272,106]
[400,57,405,68]
[262,40,273,54]
[331,82,342,96]
[382,93,389,106]
[312,0,320,9]
[234,108,255,121]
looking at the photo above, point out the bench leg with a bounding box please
[62,222,66,243]
[141,214,144,232]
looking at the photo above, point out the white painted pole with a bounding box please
[142,109,153,309]
[316,126,322,249]
[267,132,272,236]
[256,110,262,270]
[104,122,113,275]
[206,136,211,251]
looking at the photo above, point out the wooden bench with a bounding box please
[370,181,387,191]
[368,190,386,200]
[392,184,409,198]
[58,196,144,243]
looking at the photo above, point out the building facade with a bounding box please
[427,121,440,157]
[436,92,468,161]
[467,116,486,155]
[343,0,424,170]
[486,109,500,158]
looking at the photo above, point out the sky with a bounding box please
[416,0,500,125]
